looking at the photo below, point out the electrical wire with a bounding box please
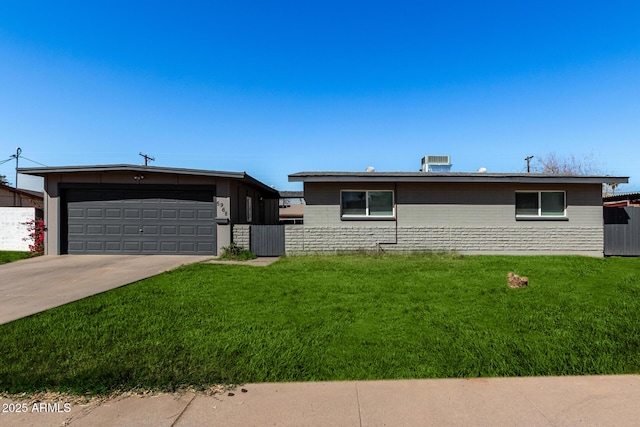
[20,156,48,167]
[0,158,15,165]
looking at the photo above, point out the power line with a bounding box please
[20,156,48,167]
[0,158,14,165]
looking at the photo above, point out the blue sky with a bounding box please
[1,1,639,191]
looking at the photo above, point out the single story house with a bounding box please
[0,184,44,208]
[287,171,629,256]
[279,190,304,224]
[603,192,640,207]
[19,164,279,255]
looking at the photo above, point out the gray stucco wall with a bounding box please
[286,182,605,256]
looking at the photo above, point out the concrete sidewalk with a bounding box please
[0,255,212,324]
[2,375,639,426]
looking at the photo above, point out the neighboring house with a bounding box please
[279,191,304,224]
[603,192,640,207]
[287,171,629,256]
[0,184,44,208]
[18,164,279,255]
[0,184,44,251]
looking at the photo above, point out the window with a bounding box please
[515,191,566,218]
[246,196,252,222]
[341,190,394,218]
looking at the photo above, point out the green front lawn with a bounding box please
[1,254,639,395]
[0,251,30,264]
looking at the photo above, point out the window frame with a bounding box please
[515,190,567,220]
[340,190,395,220]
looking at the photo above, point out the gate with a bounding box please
[604,207,640,256]
[250,225,285,256]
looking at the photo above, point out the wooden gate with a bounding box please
[604,207,640,256]
[250,225,285,256]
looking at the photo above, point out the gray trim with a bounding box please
[289,171,628,185]
[515,217,570,221]
[279,191,304,198]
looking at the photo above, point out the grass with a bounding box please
[0,251,31,264]
[1,253,639,395]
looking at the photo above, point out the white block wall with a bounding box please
[0,207,36,251]
[285,225,604,256]
[233,224,251,250]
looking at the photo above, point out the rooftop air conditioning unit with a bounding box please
[421,155,452,172]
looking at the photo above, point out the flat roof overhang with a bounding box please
[19,164,280,197]
[289,171,629,185]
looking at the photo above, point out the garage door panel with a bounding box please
[87,209,104,219]
[105,241,122,251]
[160,242,179,252]
[124,225,140,236]
[86,241,104,251]
[86,225,104,235]
[197,225,214,236]
[68,224,85,235]
[180,209,196,219]
[124,209,141,219]
[66,189,216,254]
[162,209,178,219]
[105,209,122,219]
[123,241,142,252]
[142,225,159,236]
[198,209,214,219]
[106,225,122,235]
[68,208,85,218]
[143,209,159,219]
[179,226,195,236]
[161,225,177,236]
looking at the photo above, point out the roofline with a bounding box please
[18,164,279,197]
[603,192,640,202]
[0,184,44,199]
[288,171,629,185]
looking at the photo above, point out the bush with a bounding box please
[22,219,45,257]
[220,243,257,261]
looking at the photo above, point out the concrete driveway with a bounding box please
[0,255,213,324]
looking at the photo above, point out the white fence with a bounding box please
[0,207,36,251]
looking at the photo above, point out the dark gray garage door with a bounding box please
[65,189,216,254]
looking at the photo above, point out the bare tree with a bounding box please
[533,152,601,175]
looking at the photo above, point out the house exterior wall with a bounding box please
[38,171,278,255]
[0,207,35,251]
[285,182,605,256]
[0,187,43,208]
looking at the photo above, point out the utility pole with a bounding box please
[10,147,21,206]
[525,155,534,173]
[139,152,155,166]
[11,147,21,189]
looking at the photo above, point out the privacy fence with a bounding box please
[604,206,640,256]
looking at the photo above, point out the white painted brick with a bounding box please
[0,207,36,251]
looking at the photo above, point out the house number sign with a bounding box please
[216,200,229,218]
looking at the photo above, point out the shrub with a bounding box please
[22,219,45,256]
[220,242,257,261]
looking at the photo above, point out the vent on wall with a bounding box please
[421,155,452,172]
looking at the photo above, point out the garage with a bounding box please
[18,164,281,256]
[64,188,216,254]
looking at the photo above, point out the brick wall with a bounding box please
[0,207,35,251]
[232,224,251,250]
[285,225,604,256]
